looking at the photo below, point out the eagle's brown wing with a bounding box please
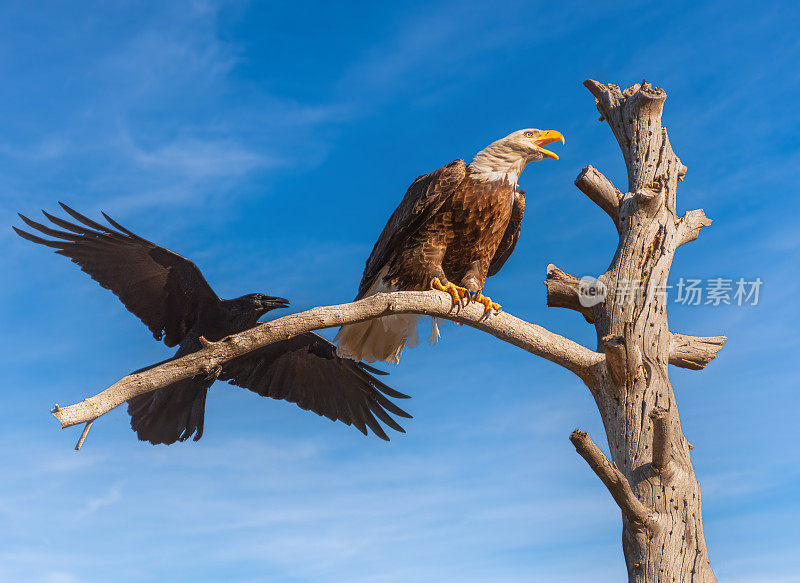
[217,332,412,440]
[356,160,466,298]
[13,203,222,347]
[487,188,526,277]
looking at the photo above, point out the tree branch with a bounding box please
[569,430,653,531]
[544,264,595,323]
[52,290,604,429]
[669,333,726,370]
[575,165,621,227]
[74,421,93,451]
[634,176,668,215]
[649,408,674,480]
[677,209,713,246]
[602,334,628,396]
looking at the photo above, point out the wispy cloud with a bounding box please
[122,135,270,179]
[82,482,125,516]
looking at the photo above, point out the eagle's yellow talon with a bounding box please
[432,277,468,306]
[474,293,501,313]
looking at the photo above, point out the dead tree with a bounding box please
[51,79,722,582]
[559,79,721,582]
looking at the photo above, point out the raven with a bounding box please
[15,203,411,444]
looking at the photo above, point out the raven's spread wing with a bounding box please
[356,160,466,299]
[14,203,221,347]
[218,332,412,440]
[487,187,526,277]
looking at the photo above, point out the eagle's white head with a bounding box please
[469,128,564,185]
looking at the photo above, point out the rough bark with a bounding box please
[574,165,622,230]
[572,79,717,582]
[570,430,654,531]
[669,333,727,370]
[544,263,595,323]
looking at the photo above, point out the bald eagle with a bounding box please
[335,128,563,364]
[14,204,410,444]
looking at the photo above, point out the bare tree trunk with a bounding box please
[49,79,723,582]
[551,80,719,581]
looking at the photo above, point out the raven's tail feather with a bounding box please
[127,378,209,445]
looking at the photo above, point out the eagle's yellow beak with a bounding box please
[534,130,565,160]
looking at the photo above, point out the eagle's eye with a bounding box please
[523,131,535,138]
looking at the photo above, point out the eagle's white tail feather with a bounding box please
[334,271,439,364]
[429,318,441,344]
[335,313,419,364]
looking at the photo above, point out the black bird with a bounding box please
[14,203,411,444]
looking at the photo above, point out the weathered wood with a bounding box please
[544,263,595,323]
[649,408,674,479]
[573,79,717,582]
[570,430,654,530]
[574,165,622,229]
[602,334,628,393]
[677,209,713,246]
[74,420,93,451]
[669,333,727,370]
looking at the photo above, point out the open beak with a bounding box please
[265,296,291,310]
[534,130,565,160]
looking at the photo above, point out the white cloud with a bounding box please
[82,481,124,516]
[116,131,277,183]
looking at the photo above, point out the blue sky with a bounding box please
[1,0,798,581]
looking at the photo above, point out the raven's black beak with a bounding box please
[264,296,291,310]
